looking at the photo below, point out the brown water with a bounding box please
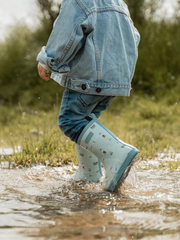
[0,152,180,240]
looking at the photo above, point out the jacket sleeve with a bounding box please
[132,26,140,47]
[36,0,88,73]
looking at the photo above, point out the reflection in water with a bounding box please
[0,158,180,239]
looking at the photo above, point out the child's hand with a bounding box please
[37,63,50,81]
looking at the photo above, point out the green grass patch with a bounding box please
[0,94,180,170]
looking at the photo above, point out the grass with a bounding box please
[0,94,180,170]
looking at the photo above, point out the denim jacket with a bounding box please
[37,0,140,96]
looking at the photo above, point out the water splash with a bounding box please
[0,153,180,239]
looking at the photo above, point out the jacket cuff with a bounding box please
[38,62,50,71]
[36,46,48,65]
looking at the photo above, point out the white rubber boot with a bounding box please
[77,116,140,191]
[71,144,103,183]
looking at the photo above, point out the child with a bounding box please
[37,0,140,191]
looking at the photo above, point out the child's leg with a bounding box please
[59,89,113,182]
[58,89,113,142]
[59,89,139,191]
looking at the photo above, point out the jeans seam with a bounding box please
[78,93,105,107]
[77,93,87,107]
[66,89,70,105]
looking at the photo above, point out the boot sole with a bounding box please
[108,150,140,192]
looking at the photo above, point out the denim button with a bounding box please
[96,87,101,93]
[81,84,86,90]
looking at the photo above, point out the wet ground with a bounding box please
[0,149,180,240]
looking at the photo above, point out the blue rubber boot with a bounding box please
[71,144,103,183]
[77,116,140,191]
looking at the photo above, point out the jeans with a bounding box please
[58,89,114,142]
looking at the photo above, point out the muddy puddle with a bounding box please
[0,149,180,240]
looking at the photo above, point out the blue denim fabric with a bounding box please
[58,88,114,142]
[37,0,140,96]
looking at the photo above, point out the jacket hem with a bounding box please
[51,72,131,97]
